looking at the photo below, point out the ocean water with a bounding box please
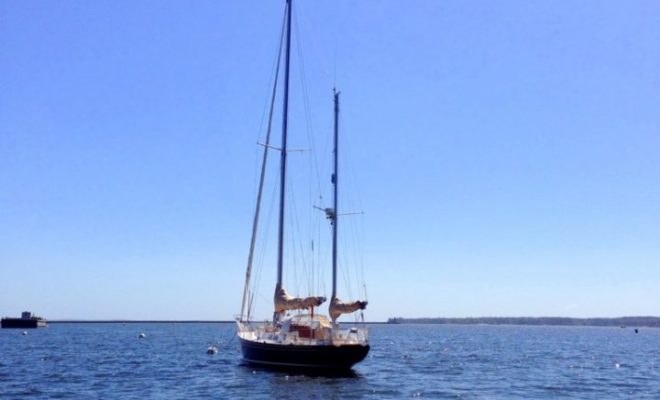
[1,323,659,399]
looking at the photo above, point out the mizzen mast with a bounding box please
[328,89,368,322]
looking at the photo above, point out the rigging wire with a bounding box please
[286,173,302,296]
[292,1,333,88]
[293,5,324,202]
[339,111,369,300]
[250,177,279,320]
[278,5,328,301]
[246,7,287,321]
[252,7,288,199]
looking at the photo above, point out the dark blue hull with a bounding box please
[239,337,369,370]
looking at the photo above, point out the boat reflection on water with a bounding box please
[240,362,362,379]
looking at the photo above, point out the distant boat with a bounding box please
[236,0,369,371]
[1,311,48,329]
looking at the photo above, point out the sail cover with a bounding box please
[329,297,368,321]
[274,284,326,313]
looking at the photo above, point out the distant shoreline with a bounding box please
[387,317,660,327]
[46,320,391,324]
[38,318,660,327]
[48,320,236,324]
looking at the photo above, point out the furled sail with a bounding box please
[274,284,326,313]
[329,297,368,322]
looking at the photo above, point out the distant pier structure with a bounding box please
[1,311,48,329]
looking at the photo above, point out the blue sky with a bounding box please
[1,1,659,321]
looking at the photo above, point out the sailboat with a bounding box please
[236,0,370,370]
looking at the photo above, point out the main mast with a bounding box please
[277,0,292,291]
[332,89,340,299]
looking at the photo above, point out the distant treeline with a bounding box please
[387,316,660,327]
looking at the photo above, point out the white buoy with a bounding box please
[22,331,28,336]
[206,346,218,355]
[138,332,146,339]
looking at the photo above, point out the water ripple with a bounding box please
[2,323,660,398]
